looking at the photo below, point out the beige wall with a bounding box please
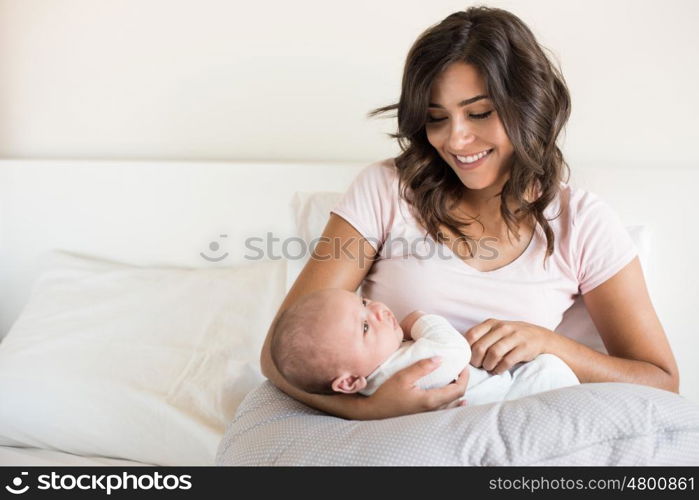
[0,0,697,168]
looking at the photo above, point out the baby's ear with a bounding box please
[331,373,367,394]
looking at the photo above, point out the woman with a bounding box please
[260,6,679,419]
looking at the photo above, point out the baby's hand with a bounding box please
[399,310,426,339]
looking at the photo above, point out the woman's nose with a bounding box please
[447,121,476,151]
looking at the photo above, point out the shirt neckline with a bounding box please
[430,222,540,274]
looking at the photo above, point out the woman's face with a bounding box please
[425,62,514,192]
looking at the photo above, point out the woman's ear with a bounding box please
[331,373,368,394]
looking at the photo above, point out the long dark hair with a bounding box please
[369,6,571,264]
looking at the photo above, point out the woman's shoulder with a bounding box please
[546,182,608,227]
[346,158,404,211]
[548,182,637,294]
[354,157,400,188]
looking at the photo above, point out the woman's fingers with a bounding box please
[374,359,470,415]
[394,356,443,386]
[423,366,470,409]
[466,319,547,373]
[491,345,528,374]
[367,358,442,419]
[469,324,509,368]
[394,359,469,411]
[464,318,498,344]
[367,357,448,417]
[481,336,519,372]
[438,397,468,410]
[455,365,470,387]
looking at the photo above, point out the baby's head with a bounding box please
[270,288,403,395]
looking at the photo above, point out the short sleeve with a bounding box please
[330,159,398,252]
[572,191,638,295]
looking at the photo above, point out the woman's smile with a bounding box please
[452,148,494,171]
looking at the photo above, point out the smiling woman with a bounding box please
[368,8,571,264]
[259,5,680,424]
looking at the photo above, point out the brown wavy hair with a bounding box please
[368,6,571,265]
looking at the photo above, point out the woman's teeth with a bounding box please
[456,149,491,164]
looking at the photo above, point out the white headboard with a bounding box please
[1,159,697,401]
[0,159,366,336]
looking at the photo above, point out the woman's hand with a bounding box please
[464,319,553,374]
[361,357,470,419]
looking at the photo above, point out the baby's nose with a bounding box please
[374,307,388,324]
[367,303,382,322]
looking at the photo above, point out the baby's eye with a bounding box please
[363,321,369,334]
[362,298,367,306]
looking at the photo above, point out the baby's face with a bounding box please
[320,290,404,377]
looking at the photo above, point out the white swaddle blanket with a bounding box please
[359,314,579,406]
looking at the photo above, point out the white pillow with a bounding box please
[288,191,347,291]
[0,251,286,465]
[291,191,651,353]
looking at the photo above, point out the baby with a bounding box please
[270,288,579,406]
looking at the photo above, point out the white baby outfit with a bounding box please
[359,314,580,406]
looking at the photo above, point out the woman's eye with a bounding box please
[471,110,493,120]
[426,110,493,124]
[363,321,369,334]
[427,116,446,123]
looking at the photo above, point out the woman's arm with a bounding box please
[552,256,679,392]
[260,214,469,419]
[466,257,680,393]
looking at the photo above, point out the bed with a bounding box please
[1,159,698,465]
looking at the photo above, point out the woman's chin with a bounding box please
[455,175,495,191]
[453,168,509,192]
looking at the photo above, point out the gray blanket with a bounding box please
[216,381,699,466]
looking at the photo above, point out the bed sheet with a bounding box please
[0,446,153,466]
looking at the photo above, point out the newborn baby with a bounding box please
[270,288,579,406]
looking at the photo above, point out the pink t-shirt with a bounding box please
[330,158,637,335]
